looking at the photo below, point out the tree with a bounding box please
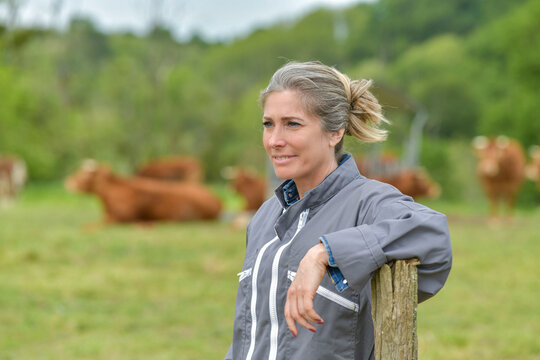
[390,34,478,138]
[469,0,540,146]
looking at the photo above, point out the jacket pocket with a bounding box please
[233,267,254,359]
[237,268,252,282]
[287,270,359,312]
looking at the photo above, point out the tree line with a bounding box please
[0,0,539,201]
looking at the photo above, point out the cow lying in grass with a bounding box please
[364,168,441,200]
[226,168,267,212]
[65,160,222,223]
[354,154,441,200]
[136,156,203,182]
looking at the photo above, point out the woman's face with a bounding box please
[262,90,343,196]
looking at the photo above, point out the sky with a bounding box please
[1,0,368,41]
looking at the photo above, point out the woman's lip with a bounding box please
[272,155,296,164]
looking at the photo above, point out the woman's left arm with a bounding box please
[324,199,452,302]
[285,198,452,335]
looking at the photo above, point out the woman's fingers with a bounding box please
[286,280,324,335]
[296,288,323,325]
[285,243,329,335]
[286,284,317,333]
[284,295,298,337]
[300,292,324,325]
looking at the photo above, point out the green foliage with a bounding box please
[468,0,540,148]
[420,137,458,200]
[202,84,267,179]
[340,4,378,65]
[0,0,539,183]
[389,35,479,138]
[371,0,528,61]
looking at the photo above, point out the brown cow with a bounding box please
[65,160,221,223]
[136,156,203,182]
[0,155,27,206]
[369,169,441,200]
[355,152,401,177]
[229,168,268,212]
[354,154,440,200]
[472,136,526,218]
[525,145,540,190]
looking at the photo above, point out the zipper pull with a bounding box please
[297,209,309,230]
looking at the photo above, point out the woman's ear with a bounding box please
[328,128,345,147]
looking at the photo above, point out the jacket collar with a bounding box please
[273,154,361,240]
[275,154,360,209]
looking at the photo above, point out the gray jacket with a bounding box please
[226,155,452,360]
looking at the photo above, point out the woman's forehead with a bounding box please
[263,90,313,115]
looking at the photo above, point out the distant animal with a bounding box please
[472,136,526,218]
[0,155,27,206]
[525,145,540,191]
[136,156,203,182]
[224,167,267,212]
[354,154,440,200]
[355,152,402,177]
[369,169,441,200]
[65,160,222,223]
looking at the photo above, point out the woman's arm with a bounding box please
[285,197,452,335]
[324,199,452,302]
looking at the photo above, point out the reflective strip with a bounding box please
[269,210,309,360]
[237,268,252,282]
[245,236,278,360]
[287,271,359,313]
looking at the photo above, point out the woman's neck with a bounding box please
[296,161,338,199]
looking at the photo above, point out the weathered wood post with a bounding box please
[371,259,420,360]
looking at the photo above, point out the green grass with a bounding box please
[418,206,540,359]
[1,184,540,359]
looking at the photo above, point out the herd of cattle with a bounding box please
[1,135,540,222]
[64,159,223,223]
[62,157,272,224]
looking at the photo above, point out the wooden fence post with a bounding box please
[371,259,420,360]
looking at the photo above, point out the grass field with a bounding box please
[1,184,539,359]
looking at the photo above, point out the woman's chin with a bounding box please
[273,169,294,180]
[275,174,291,180]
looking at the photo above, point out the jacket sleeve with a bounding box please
[323,197,452,303]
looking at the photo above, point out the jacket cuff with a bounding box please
[320,236,349,292]
[323,227,387,291]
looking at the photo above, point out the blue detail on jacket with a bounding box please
[320,235,349,292]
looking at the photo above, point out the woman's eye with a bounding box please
[288,121,300,127]
[262,121,272,128]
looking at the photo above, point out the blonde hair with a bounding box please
[260,61,389,158]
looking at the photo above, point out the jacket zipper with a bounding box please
[245,236,279,360]
[287,271,359,313]
[237,268,252,282]
[268,209,309,360]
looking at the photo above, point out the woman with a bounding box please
[226,61,452,360]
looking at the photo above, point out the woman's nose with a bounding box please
[267,128,286,148]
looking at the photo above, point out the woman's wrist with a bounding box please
[309,243,329,266]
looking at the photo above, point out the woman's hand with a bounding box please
[284,243,329,337]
